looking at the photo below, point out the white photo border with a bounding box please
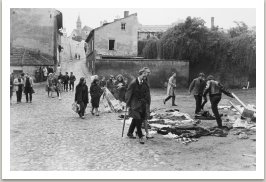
[2,0,264,179]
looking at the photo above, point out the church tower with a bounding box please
[76,15,82,31]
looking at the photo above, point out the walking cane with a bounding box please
[122,107,127,137]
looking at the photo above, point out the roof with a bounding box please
[138,25,171,33]
[82,25,93,32]
[71,26,92,40]
[85,13,137,42]
[10,47,54,66]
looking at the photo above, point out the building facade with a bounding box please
[10,8,63,79]
[85,12,139,58]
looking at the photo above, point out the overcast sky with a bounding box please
[57,8,256,35]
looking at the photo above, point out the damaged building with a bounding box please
[10,8,63,79]
[85,11,189,88]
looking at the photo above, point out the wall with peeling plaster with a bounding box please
[93,14,138,57]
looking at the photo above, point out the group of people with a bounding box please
[11,66,236,145]
[57,72,76,92]
[189,73,234,128]
[125,68,234,144]
[74,75,104,118]
[46,72,77,99]
[34,66,54,83]
[100,74,128,103]
[10,73,34,104]
[73,68,235,144]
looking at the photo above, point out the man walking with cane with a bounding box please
[125,67,151,144]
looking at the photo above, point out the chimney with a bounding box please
[211,17,214,29]
[124,11,129,18]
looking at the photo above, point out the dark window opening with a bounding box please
[109,40,115,50]
[121,23,126,30]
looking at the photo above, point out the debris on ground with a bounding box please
[119,97,256,144]
[238,132,249,139]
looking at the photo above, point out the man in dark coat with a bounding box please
[69,72,76,91]
[203,75,234,128]
[64,72,70,92]
[189,73,207,114]
[125,67,151,144]
[75,77,88,119]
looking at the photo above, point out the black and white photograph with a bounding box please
[2,0,264,179]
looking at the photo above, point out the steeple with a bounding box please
[76,15,81,30]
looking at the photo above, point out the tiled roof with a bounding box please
[10,47,54,66]
[138,25,171,33]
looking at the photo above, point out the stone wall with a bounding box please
[93,59,189,88]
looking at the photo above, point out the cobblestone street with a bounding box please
[10,81,256,171]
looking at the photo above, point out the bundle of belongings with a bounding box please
[100,87,126,113]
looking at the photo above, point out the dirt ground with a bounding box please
[10,83,256,171]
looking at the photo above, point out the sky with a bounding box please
[57,8,256,35]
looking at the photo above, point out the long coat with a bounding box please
[75,84,89,104]
[90,83,103,108]
[125,78,151,120]
[167,75,176,96]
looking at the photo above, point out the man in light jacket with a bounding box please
[163,72,177,106]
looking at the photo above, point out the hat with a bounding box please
[207,75,214,80]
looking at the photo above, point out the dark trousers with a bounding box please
[56,89,59,97]
[201,97,207,110]
[25,92,32,102]
[210,94,222,127]
[69,82,74,91]
[64,82,68,91]
[128,118,143,138]
[165,95,176,105]
[16,91,22,102]
[78,101,85,117]
[194,95,202,114]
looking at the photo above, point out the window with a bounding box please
[121,23,126,30]
[109,40,115,50]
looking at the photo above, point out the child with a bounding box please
[90,76,104,116]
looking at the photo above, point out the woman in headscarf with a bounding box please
[114,74,127,102]
[75,77,88,119]
[90,75,104,116]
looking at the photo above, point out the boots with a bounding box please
[172,96,177,106]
